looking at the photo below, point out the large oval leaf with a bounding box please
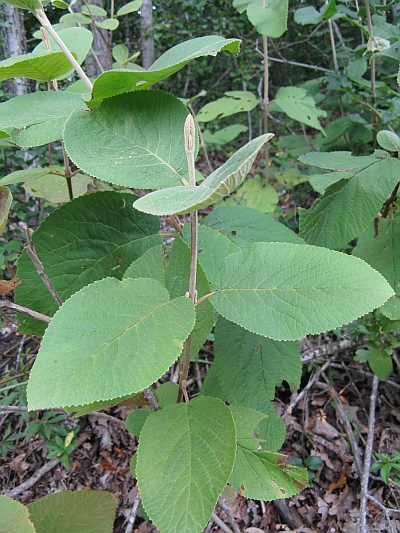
[134,134,273,215]
[27,277,195,410]
[64,91,196,189]
[0,92,87,147]
[209,242,394,341]
[16,191,162,336]
[0,496,35,533]
[136,396,236,533]
[87,36,240,108]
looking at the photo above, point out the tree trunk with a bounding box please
[73,0,113,77]
[0,3,31,95]
[140,0,154,69]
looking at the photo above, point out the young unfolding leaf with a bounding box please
[134,134,273,215]
[27,277,195,410]
[210,242,394,341]
[64,91,197,189]
[136,397,236,533]
[87,36,241,108]
[16,191,162,336]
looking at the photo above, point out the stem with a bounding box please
[364,0,377,148]
[262,26,269,183]
[62,141,74,201]
[0,300,51,323]
[32,9,93,92]
[143,387,159,411]
[177,115,198,404]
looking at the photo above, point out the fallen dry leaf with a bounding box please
[327,472,347,493]
[0,278,22,295]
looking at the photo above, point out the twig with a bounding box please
[329,363,400,391]
[300,339,358,364]
[320,370,363,478]
[125,491,142,533]
[0,405,29,412]
[289,357,335,410]
[143,388,158,412]
[0,300,51,324]
[4,433,89,498]
[15,334,26,370]
[25,230,63,307]
[218,497,241,533]
[360,374,379,533]
[89,411,126,428]
[211,513,234,533]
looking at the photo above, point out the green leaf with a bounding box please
[234,178,278,213]
[275,87,326,132]
[0,186,12,235]
[229,407,308,500]
[309,172,354,195]
[87,36,240,108]
[155,382,179,407]
[59,12,92,24]
[33,28,93,80]
[2,0,42,10]
[210,242,394,341]
[81,4,107,16]
[116,0,142,16]
[356,346,393,380]
[23,173,91,203]
[112,44,129,63]
[27,491,117,533]
[0,51,77,82]
[215,317,301,410]
[136,396,236,533]
[353,218,400,321]
[52,0,69,9]
[133,134,273,215]
[247,0,288,38]
[202,125,248,145]
[64,91,197,189]
[16,191,162,336]
[0,166,64,186]
[197,91,258,122]
[377,131,400,152]
[165,237,214,357]
[294,6,323,25]
[95,18,119,30]
[27,277,195,409]
[298,151,381,171]
[0,92,87,147]
[123,245,166,285]
[126,409,150,436]
[0,495,36,533]
[187,205,303,284]
[299,158,400,249]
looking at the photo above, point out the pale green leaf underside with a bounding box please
[0,92,87,147]
[27,277,195,410]
[275,87,326,132]
[133,134,273,215]
[247,0,288,38]
[137,396,236,533]
[27,491,117,533]
[64,91,196,189]
[16,191,162,336]
[215,317,301,409]
[377,130,400,152]
[353,218,400,320]
[23,173,91,203]
[33,27,93,81]
[299,158,400,248]
[0,495,36,533]
[0,166,64,186]
[3,0,42,9]
[210,242,394,341]
[0,51,76,82]
[87,36,241,108]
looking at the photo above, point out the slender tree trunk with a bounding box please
[0,3,31,95]
[140,0,154,69]
[73,0,112,77]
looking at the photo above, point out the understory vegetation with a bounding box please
[0,1,399,532]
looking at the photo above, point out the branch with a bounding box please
[125,491,142,533]
[25,230,63,307]
[211,513,234,533]
[0,299,51,323]
[143,387,159,411]
[218,497,241,533]
[360,374,379,533]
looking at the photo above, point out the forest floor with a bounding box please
[0,160,400,532]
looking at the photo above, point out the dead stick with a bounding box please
[25,230,63,307]
[360,375,379,533]
[125,492,142,533]
[0,300,51,323]
[211,513,234,533]
[218,497,241,533]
